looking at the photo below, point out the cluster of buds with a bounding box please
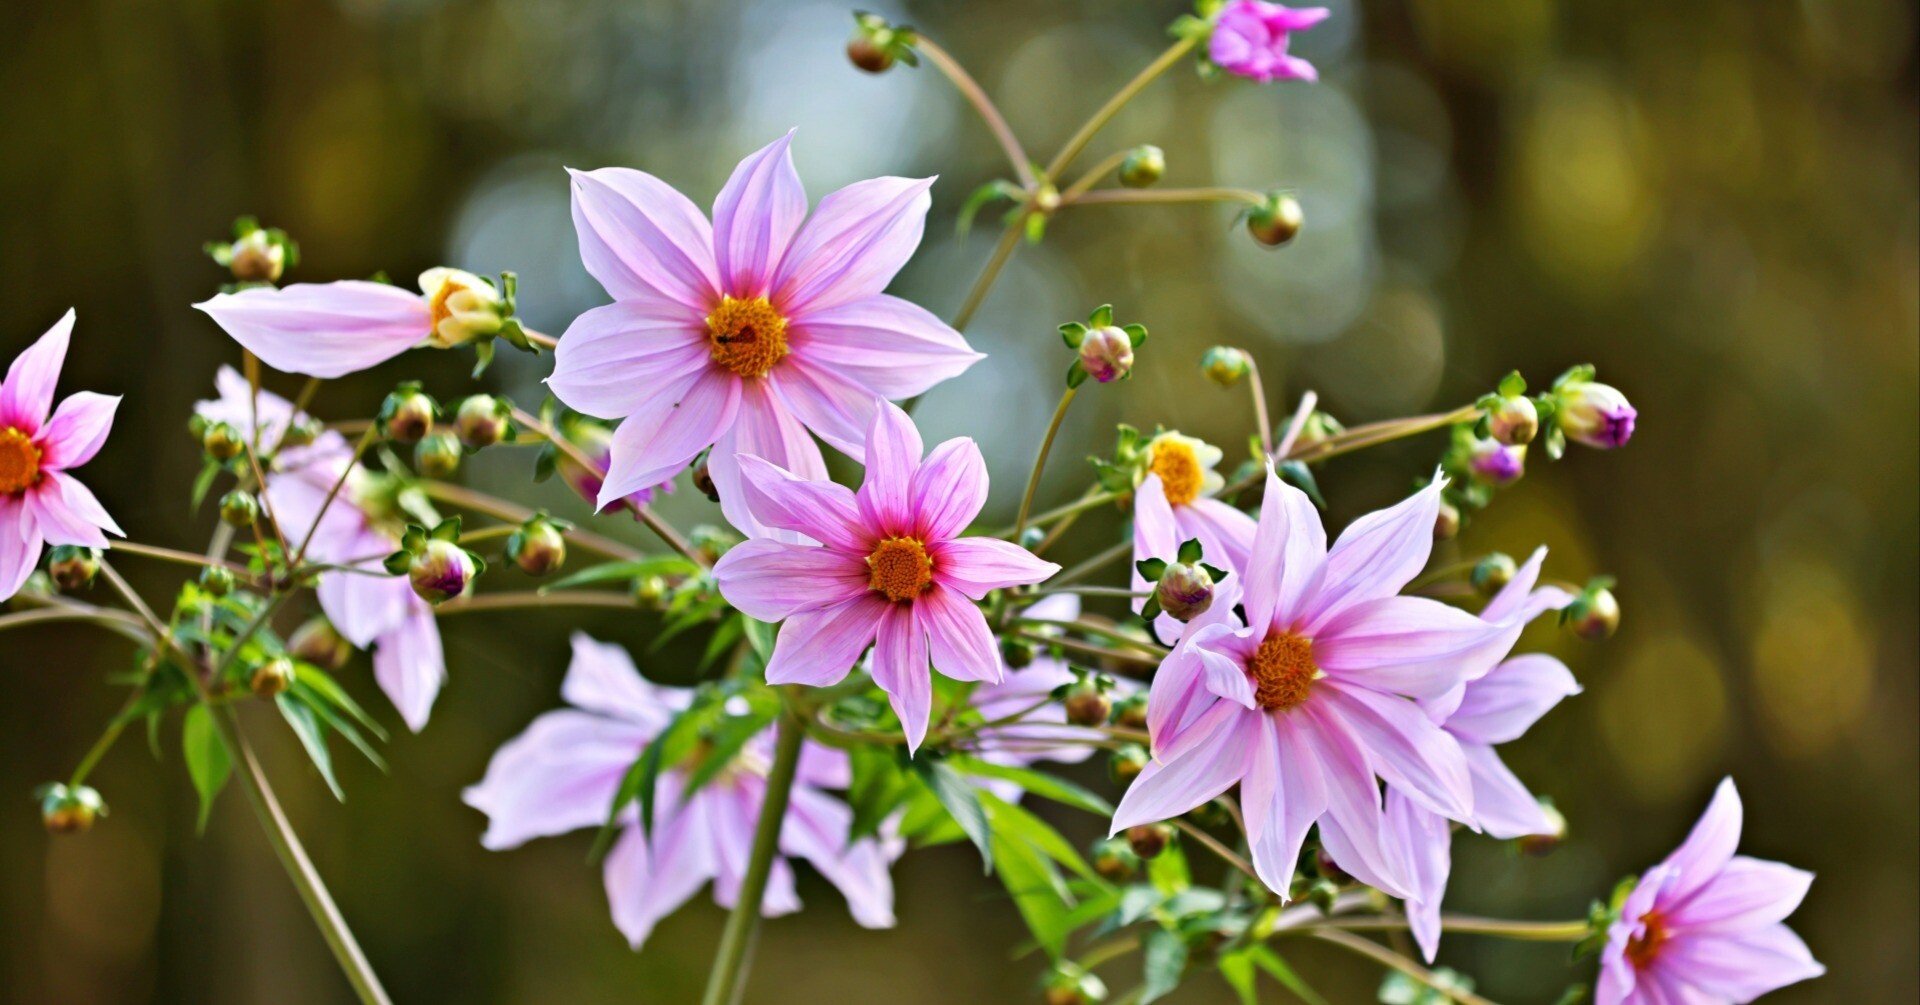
[506,513,569,576]
[384,518,484,605]
[36,783,106,834]
[1136,539,1225,624]
[1245,191,1303,247]
[1060,305,1147,386]
[203,216,298,287]
[845,11,918,73]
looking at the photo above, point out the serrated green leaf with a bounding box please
[181,705,231,833]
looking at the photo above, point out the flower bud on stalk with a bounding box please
[202,420,244,462]
[1467,437,1526,486]
[690,453,720,502]
[408,539,477,605]
[379,384,437,444]
[1077,327,1135,383]
[1118,145,1165,188]
[48,545,99,592]
[227,229,286,284]
[1563,581,1621,641]
[1153,561,1216,622]
[1201,346,1251,387]
[1109,743,1149,783]
[1246,192,1303,247]
[454,395,511,450]
[1001,637,1035,670]
[415,431,463,478]
[280,416,321,449]
[419,268,507,349]
[1063,681,1111,727]
[1518,799,1568,856]
[1555,379,1637,449]
[38,783,105,834]
[219,489,259,528]
[198,565,234,597]
[507,516,568,577]
[1471,552,1516,594]
[1488,394,1539,446]
[1125,822,1173,859]
[846,12,913,74]
[250,656,295,697]
[1091,837,1139,881]
[288,618,352,670]
[1111,692,1148,730]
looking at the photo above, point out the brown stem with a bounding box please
[915,37,1035,188]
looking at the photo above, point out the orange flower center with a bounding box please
[1626,911,1669,970]
[705,295,790,378]
[1149,440,1202,506]
[428,278,468,334]
[867,536,933,603]
[1248,631,1319,711]
[0,427,43,495]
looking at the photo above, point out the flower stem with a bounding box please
[1172,818,1260,883]
[1065,186,1265,208]
[950,215,1026,334]
[433,590,638,615]
[1307,928,1500,1005]
[701,699,807,1005]
[1059,149,1134,202]
[914,37,1034,188]
[112,540,249,576]
[1044,36,1198,180]
[1014,617,1166,656]
[1246,359,1275,458]
[1007,630,1160,670]
[1013,386,1078,544]
[1308,914,1589,942]
[998,488,1124,539]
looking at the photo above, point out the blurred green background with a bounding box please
[2,0,1914,1001]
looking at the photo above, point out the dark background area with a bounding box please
[1,0,1914,1001]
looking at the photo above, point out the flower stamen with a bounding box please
[867,536,933,603]
[428,277,469,336]
[1248,631,1319,711]
[1626,911,1669,970]
[0,427,42,495]
[705,295,790,378]
[1149,439,1203,506]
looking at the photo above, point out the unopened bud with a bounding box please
[454,395,511,450]
[1555,379,1637,450]
[202,421,244,461]
[228,229,286,283]
[1091,836,1139,881]
[1467,437,1526,486]
[691,454,720,502]
[288,618,352,670]
[1111,692,1148,730]
[48,545,99,592]
[198,565,235,597]
[408,539,476,604]
[1001,637,1035,670]
[1246,192,1303,247]
[1063,683,1111,727]
[250,655,295,697]
[1563,584,1620,641]
[1470,552,1516,594]
[1118,145,1165,188]
[280,416,321,449]
[415,431,463,479]
[420,268,505,348]
[634,575,670,609]
[1109,743,1149,783]
[1077,327,1136,384]
[39,783,105,834]
[508,517,567,576]
[219,489,259,527]
[689,524,737,565]
[1201,346,1251,387]
[1488,394,1539,446]
[846,35,893,72]
[1154,562,1215,622]
[1518,799,1568,856]
[1125,822,1173,859]
[379,386,437,444]
[1433,498,1461,540]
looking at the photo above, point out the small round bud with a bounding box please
[1518,800,1568,856]
[414,431,463,479]
[454,395,511,450]
[1033,184,1062,215]
[1111,692,1148,730]
[1246,193,1303,247]
[1554,379,1636,449]
[228,229,286,283]
[1125,822,1173,860]
[1118,145,1165,188]
[202,421,244,461]
[1063,683,1111,727]
[250,656,295,697]
[1109,743,1149,784]
[1077,326,1136,384]
[1154,562,1215,622]
[1467,437,1526,487]
[1433,498,1461,541]
[198,565,235,597]
[1188,799,1233,829]
[280,416,322,449]
[1091,837,1139,881]
[408,539,477,604]
[1470,552,1517,594]
[40,783,105,834]
[691,456,720,502]
[288,618,353,670]
[1488,395,1539,446]
[634,575,670,610]
[380,387,436,444]
[508,518,567,577]
[1201,346,1251,387]
[1564,586,1620,641]
[219,489,259,528]
[48,545,100,592]
[1017,526,1045,550]
[846,35,893,72]
[1001,637,1036,670]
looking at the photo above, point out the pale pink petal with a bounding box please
[316,564,412,648]
[713,538,870,622]
[1658,925,1824,1000]
[195,282,430,379]
[1173,498,1258,576]
[1131,474,1182,614]
[1241,466,1327,634]
[605,800,718,949]
[1313,595,1507,702]
[1385,792,1453,961]
[1298,706,1410,897]
[709,785,803,916]
[782,785,898,927]
[764,594,887,686]
[1303,477,1445,631]
[36,392,118,470]
[547,301,710,420]
[708,379,829,540]
[789,295,982,399]
[1240,713,1327,896]
[795,742,852,789]
[0,496,42,601]
[1317,681,1474,823]
[733,453,870,553]
[372,601,445,732]
[1146,591,1244,755]
[1110,703,1253,832]
[598,369,741,507]
[918,584,1001,684]
[561,632,691,731]
[870,602,933,752]
[774,176,934,316]
[855,400,922,534]
[1463,743,1552,839]
[712,132,808,297]
[909,437,988,541]
[1189,622,1260,709]
[568,167,720,311]
[0,309,73,431]
[1660,778,1743,902]
[1446,654,1581,746]
[1669,857,1815,933]
[29,472,122,546]
[929,537,1058,600]
[769,357,882,459]
[462,709,653,849]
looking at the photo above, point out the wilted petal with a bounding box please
[462,709,652,849]
[765,595,887,686]
[599,369,741,507]
[712,132,807,297]
[37,392,118,470]
[547,301,710,420]
[1445,654,1581,746]
[713,539,870,622]
[1303,477,1445,631]
[569,167,720,311]
[918,584,1000,684]
[1,309,73,431]
[909,438,988,541]
[1314,595,1507,702]
[372,601,446,732]
[870,602,932,752]
[855,400,922,534]
[930,537,1057,600]
[708,380,828,541]
[195,282,430,379]
[1241,467,1326,633]
[790,295,982,398]
[1110,703,1252,832]
[775,176,933,316]
[734,453,869,553]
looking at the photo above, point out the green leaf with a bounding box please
[978,789,1106,884]
[949,755,1112,816]
[275,694,344,801]
[742,617,777,661]
[1140,927,1189,1003]
[1147,839,1190,895]
[1218,948,1260,1005]
[916,759,994,872]
[539,556,699,594]
[181,706,231,833]
[1249,945,1331,1005]
[1123,323,1148,347]
[1136,557,1168,581]
[1066,359,1088,389]
[984,808,1074,957]
[958,179,1022,236]
[847,744,911,841]
[681,703,777,797]
[190,460,223,514]
[293,664,387,742]
[1498,370,1528,397]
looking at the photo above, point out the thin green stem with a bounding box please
[0,604,148,641]
[999,488,1125,539]
[1246,358,1275,458]
[1015,617,1166,656]
[1059,148,1134,201]
[112,540,249,576]
[701,700,807,1005]
[1013,386,1077,543]
[1044,36,1198,180]
[1008,630,1159,670]
[433,591,638,615]
[1052,540,1132,589]
[67,689,145,787]
[914,37,1035,188]
[1172,818,1260,883]
[1065,186,1265,208]
[1029,585,1151,600]
[1307,914,1589,942]
[951,216,1026,333]
[1307,928,1500,1005]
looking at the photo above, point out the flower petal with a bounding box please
[562,632,690,731]
[605,798,717,950]
[1658,924,1824,1001]
[1,309,73,432]
[1303,477,1445,631]
[714,538,871,622]
[0,495,43,601]
[733,453,870,553]
[1669,857,1816,932]
[462,709,653,850]
[712,132,808,297]
[547,301,710,420]
[774,176,934,315]
[782,784,898,927]
[568,166,720,311]
[1445,654,1581,746]
[790,295,983,399]
[1660,778,1744,902]
[770,357,882,459]
[855,399,922,534]
[918,584,1001,684]
[870,602,932,752]
[1297,703,1411,897]
[929,537,1058,600]
[195,282,430,379]
[1147,595,1245,755]
[708,379,828,541]
[1241,713,1327,897]
[909,437,989,541]
[598,369,741,507]
[1385,791,1453,961]
[1190,621,1260,709]
[1241,465,1327,634]
[1110,702,1252,832]
[1131,474,1182,615]
[764,595,887,686]
[1318,681,1475,824]
[36,392,118,470]
[1463,742,1552,839]
[372,601,446,732]
[1314,595,1508,702]
[29,471,122,546]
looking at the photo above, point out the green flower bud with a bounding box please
[1125,822,1173,859]
[1063,683,1111,727]
[415,431,463,478]
[408,539,476,605]
[250,655,295,697]
[288,618,353,670]
[1433,499,1461,541]
[454,395,511,450]
[1201,346,1251,387]
[219,489,259,528]
[1001,637,1036,670]
[1246,192,1303,247]
[39,783,105,834]
[228,228,286,283]
[1118,145,1165,188]
[1111,692,1148,730]
[1488,394,1539,446]
[1564,584,1621,641]
[1109,742,1149,784]
[379,386,437,444]
[508,517,567,577]
[198,565,235,597]
[1470,552,1517,594]
[1090,836,1139,881]
[202,421,244,461]
[48,545,100,592]
[1154,561,1216,622]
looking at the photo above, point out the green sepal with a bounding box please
[1088,304,1114,328]
[1175,538,1203,565]
[1123,323,1149,347]
[1066,359,1088,389]
[1059,322,1089,348]
[1136,557,1168,581]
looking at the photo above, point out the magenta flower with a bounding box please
[1114,467,1516,898]
[464,634,899,949]
[546,132,984,537]
[1,311,122,600]
[1597,779,1822,1004]
[1209,1,1330,84]
[712,400,1058,751]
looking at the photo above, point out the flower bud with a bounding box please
[415,431,463,479]
[202,420,244,461]
[454,395,511,450]
[508,517,567,577]
[379,385,437,444]
[198,565,235,597]
[228,228,286,283]
[280,416,322,449]
[39,783,105,834]
[1201,346,1251,387]
[409,539,477,604]
[1109,743,1149,783]
[250,656,295,697]
[1111,692,1148,730]
[1470,552,1516,594]
[288,618,352,670]
[419,267,506,348]
[1063,683,1111,727]
[689,524,738,565]
[1246,192,1303,247]
[1467,437,1526,486]
[1125,822,1173,860]
[1033,184,1062,215]
[1555,380,1637,449]
[1314,847,1352,884]
[1001,637,1035,670]
[1118,145,1165,188]
[1563,584,1620,641]
[48,545,99,592]
[1433,498,1461,540]
[1091,837,1139,881]
[219,489,259,528]
[846,35,893,72]
[1154,561,1216,622]
[1487,394,1539,446]
[691,454,720,502]
[1078,326,1136,384]
[1518,799,1568,857]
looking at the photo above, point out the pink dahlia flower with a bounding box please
[1209,1,1330,84]
[1113,467,1516,898]
[464,634,899,949]
[195,365,352,461]
[0,311,122,600]
[546,132,984,537]
[712,400,1058,751]
[1597,778,1822,1004]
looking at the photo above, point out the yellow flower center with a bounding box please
[867,536,933,603]
[1149,439,1203,506]
[705,295,790,378]
[1248,631,1319,712]
[1626,911,1668,970]
[428,278,469,335]
[0,427,43,495]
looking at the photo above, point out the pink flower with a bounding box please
[554,420,668,519]
[1597,779,1822,1004]
[1130,432,1257,632]
[195,365,352,461]
[1209,1,1330,84]
[712,401,1058,751]
[1113,467,1517,899]
[546,132,984,537]
[0,311,122,600]
[967,596,1135,788]
[464,634,899,949]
